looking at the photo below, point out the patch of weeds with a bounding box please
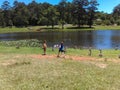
[9,61,31,67]
[0,39,42,47]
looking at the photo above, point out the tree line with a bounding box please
[0,0,120,29]
[96,4,120,26]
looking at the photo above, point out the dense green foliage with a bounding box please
[0,39,42,47]
[0,0,99,29]
[0,0,120,29]
[95,3,120,26]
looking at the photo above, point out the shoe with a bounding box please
[42,54,46,55]
[57,55,60,57]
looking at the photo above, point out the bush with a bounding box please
[0,39,42,47]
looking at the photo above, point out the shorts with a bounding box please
[59,48,65,52]
[43,48,46,51]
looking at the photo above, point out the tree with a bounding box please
[0,0,115,28]
[72,0,89,27]
[47,6,59,29]
[27,0,38,25]
[0,9,5,27]
[65,2,73,24]
[57,0,67,29]
[87,0,99,28]
[112,4,120,24]
[1,1,13,27]
[13,0,19,9]
[1,0,11,10]
[37,2,52,26]
[94,11,113,25]
[13,2,30,27]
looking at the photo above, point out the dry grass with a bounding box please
[0,53,120,90]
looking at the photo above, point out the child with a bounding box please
[42,40,47,55]
[57,41,65,57]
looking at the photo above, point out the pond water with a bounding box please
[0,30,120,49]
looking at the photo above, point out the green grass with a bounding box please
[0,27,29,33]
[39,25,120,31]
[67,48,120,58]
[0,25,120,34]
[0,52,120,90]
[94,25,120,30]
[0,46,119,58]
[0,26,41,33]
[0,46,120,90]
[0,46,52,54]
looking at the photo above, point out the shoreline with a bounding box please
[0,25,120,34]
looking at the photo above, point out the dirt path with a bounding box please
[30,54,95,61]
[30,54,109,69]
[0,54,119,68]
[0,54,95,67]
[30,54,120,69]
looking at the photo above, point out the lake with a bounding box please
[0,30,120,49]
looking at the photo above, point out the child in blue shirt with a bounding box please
[57,41,65,57]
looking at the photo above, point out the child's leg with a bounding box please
[57,51,60,57]
[43,48,46,55]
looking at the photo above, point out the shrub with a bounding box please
[0,39,42,47]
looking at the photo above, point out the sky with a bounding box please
[0,0,120,14]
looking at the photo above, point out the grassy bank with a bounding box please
[0,40,120,90]
[0,27,29,33]
[35,25,120,31]
[0,25,120,33]
[0,39,119,58]
[94,25,120,30]
[0,49,120,90]
[0,45,119,58]
[0,26,40,33]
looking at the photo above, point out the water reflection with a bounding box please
[93,30,112,49]
[0,30,119,49]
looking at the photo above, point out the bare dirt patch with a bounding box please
[90,62,107,68]
[30,54,95,61]
[1,60,16,66]
[1,54,119,67]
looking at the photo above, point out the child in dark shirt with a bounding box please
[57,41,65,57]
